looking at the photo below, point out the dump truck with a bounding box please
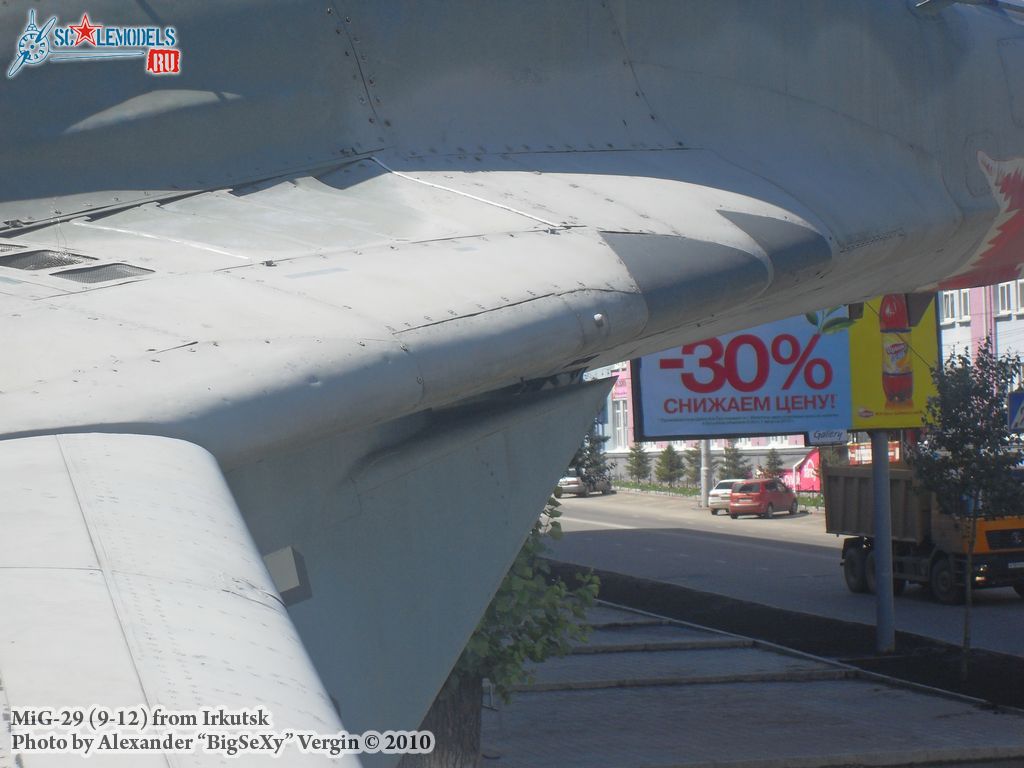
[823,465,1024,604]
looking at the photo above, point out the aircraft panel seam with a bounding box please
[369,156,565,228]
[53,435,157,715]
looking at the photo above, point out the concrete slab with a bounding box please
[483,678,1024,768]
[576,624,752,652]
[521,647,843,691]
[583,605,669,626]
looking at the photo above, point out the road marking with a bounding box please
[560,516,636,530]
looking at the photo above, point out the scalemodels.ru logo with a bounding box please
[7,9,180,78]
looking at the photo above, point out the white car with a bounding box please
[558,468,612,497]
[708,479,746,515]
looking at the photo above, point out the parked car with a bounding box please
[708,479,746,516]
[558,467,611,497]
[728,478,798,519]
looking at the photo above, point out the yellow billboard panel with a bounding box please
[849,295,938,430]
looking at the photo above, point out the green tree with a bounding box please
[817,444,849,471]
[625,443,652,483]
[683,444,716,487]
[571,423,610,480]
[655,444,685,486]
[402,497,599,767]
[763,447,785,479]
[721,440,751,479]
[909,338,1024,680]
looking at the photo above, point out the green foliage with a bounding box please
[806,306,857,335]
[816,444,849,472]
[763,447,785,479]
[655,444,685,486]
[615,480,701,496]
[683,444,716,487]
[683,445,702,486]
[910,339,1024,520]
[721,440,751,480]
[625,443,652,483]
[572,423,610,478]
[797,491,824,509]
[453,496,600,702]
[909,338,1024,680]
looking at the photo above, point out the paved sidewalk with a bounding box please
[481,604,1024,768]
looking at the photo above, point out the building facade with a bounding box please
[938,281,1024,360]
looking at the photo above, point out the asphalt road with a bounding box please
[551,491,1024,658]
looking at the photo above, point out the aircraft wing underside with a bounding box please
[2,1,1024,765]
[0,434,348,767]
[0,147,987,766]
[0,147,979,459]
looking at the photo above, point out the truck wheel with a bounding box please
[930,557,964,605]
[710,508,718,516]
[843,546,869,593]
[864,552,906,595]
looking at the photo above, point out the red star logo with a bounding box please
[69,13,99,46]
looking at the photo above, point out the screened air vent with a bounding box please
[0,249,95,271]
[53,263,154,284]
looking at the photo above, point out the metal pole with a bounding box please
[871,430,896,654]
[700,439,712,508]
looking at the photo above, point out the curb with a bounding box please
[547,560,1024,714]
[513,668,853,693]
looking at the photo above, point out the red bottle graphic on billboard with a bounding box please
[879,293,912,406]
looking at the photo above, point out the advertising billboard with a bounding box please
[633,296,938,440]
[849,295,938,430]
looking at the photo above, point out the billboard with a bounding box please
[633,296,938,440]
[849,296,938,430]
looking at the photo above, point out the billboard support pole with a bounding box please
[871,430,896,654]
[700,439,712,508]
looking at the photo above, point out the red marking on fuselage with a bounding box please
[940,152,1024,290]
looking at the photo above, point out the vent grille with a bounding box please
[986,529,1024,550]
[53,263,154,283]
[0,249,94,271]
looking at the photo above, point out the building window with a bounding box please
[940,291,957,324]
[611,399,629,451]
[959,289,970,320]
[1017,280,1024,314]
[768,434,787,446]
[735,436,752,447]
[997,282,1015,316]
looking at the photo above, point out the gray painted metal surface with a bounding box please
[872,430,897,654]
[228,380,614,743]
[1,1,1024,766]
[0,434,347,766]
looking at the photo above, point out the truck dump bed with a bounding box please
[823,465,932,544]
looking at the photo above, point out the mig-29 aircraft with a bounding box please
[1,1,1023,765]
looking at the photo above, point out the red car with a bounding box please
[728,478,798,519]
